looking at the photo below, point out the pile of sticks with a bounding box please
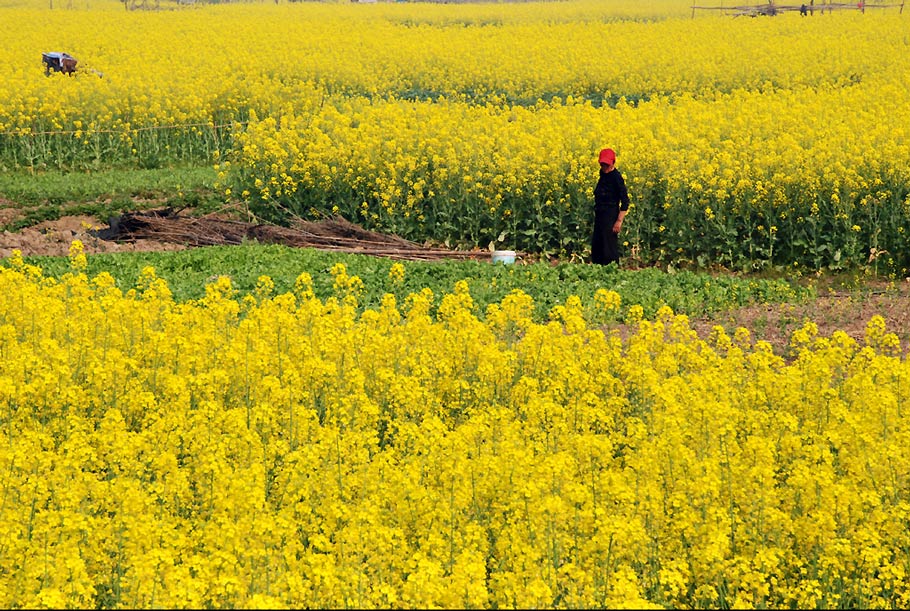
[97,208,490,261]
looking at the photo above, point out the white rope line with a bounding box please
[0,121,248,138]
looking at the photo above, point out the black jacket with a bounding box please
[594,169,630,211]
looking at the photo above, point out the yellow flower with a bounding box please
[68,240,87,272]
[388,262,406,285]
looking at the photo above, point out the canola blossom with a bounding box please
[1,246,909,608]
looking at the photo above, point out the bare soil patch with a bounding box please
[689,283,910,357]
[1,213,184,258]
[0,206,24,227]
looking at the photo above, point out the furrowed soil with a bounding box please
[2,210,909,358]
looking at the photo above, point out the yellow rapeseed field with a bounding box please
[1,245,909,608]
[3,3,910,606]
[5,0,907,267]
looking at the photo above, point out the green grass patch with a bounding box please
[18,243,813,322]
[0,165,221,229]
[0,165,217,204]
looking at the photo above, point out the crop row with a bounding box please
[23,242,809,322]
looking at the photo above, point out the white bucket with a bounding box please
[491,250,516,264]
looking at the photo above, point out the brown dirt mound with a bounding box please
[1,213,184,258]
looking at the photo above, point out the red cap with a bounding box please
[598,148,616,164]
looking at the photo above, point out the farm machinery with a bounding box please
[42,52,78,75]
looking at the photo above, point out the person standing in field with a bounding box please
[590,147,630,266]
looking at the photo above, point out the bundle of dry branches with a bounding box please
[97,209,492,262]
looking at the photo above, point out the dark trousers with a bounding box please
[591,206,620,265]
